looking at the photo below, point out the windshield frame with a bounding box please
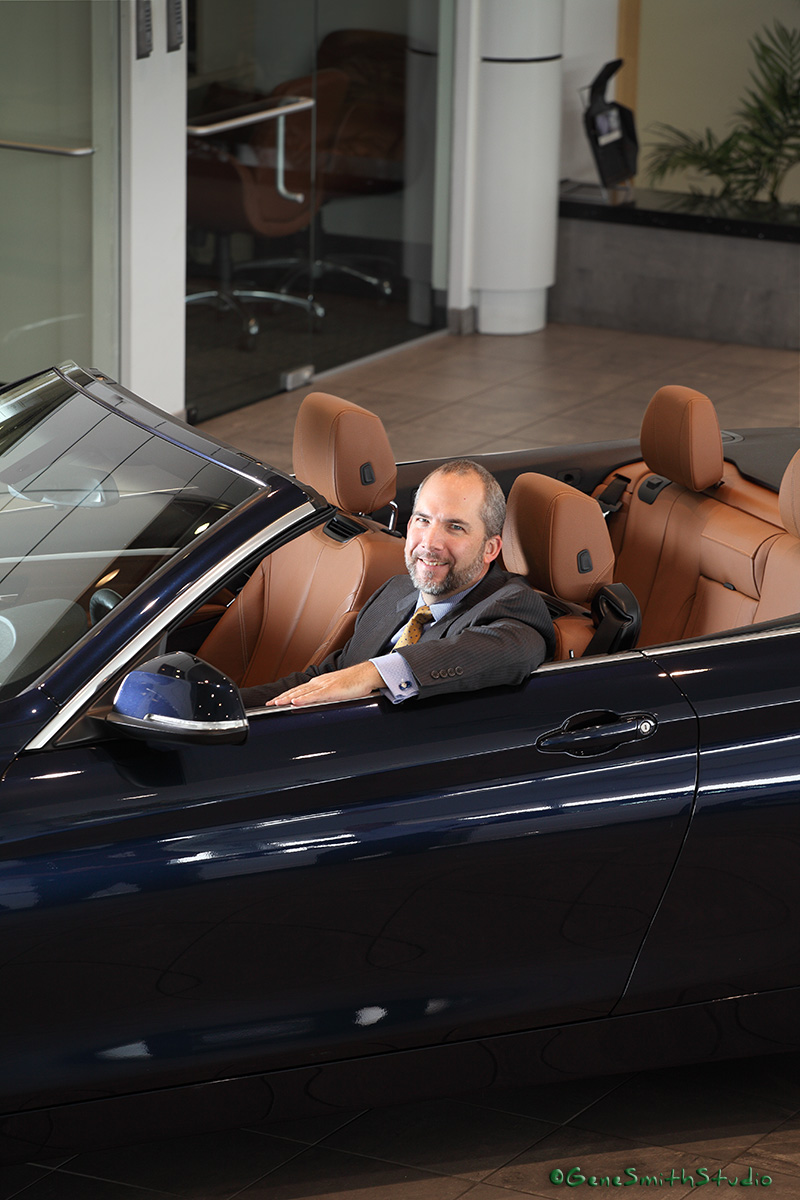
[0,365,282,703]
[0,363,333,737]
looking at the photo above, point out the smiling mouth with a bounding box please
[416,557,450,569]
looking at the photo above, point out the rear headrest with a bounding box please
[293,392,396,514]
[779,448,800,538]
[503,473,615,606]
[640,385,724,492]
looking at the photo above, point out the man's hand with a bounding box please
[266,661,383,708]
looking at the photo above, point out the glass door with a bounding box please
[185,0,452,424]
[311,0,452,366]
[185,0,318,421]
[0,1,119,387]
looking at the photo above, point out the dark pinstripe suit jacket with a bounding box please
[242,566,555,706]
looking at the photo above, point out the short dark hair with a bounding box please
[414,459,505,540]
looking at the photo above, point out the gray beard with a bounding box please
[405,545,487,597]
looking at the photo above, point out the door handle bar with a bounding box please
[538,713,657,755]
[0,139,95,157]
[187,96,315,204]
[186,95,314,135]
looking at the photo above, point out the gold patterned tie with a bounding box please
[393,605,433,648]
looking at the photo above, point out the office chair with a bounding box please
[186,69,349,348]
[237,31,407,302]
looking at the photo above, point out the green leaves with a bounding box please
[646,19,800,204]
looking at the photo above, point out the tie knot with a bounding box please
[394,605,433,648]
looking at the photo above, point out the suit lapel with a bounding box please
[345,567,508,662]
[419,568,504,639]
[344,576,417,661]
[395,591,417,616]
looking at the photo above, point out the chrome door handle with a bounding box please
[186,95,314,135]
[0,139,94,157]
[187,95,315,204]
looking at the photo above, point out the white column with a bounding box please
[472,0,564,335]
[119,0,187,415]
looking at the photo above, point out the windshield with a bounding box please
[0,370,260,698]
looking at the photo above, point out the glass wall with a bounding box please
[185,0,452,422]
[0,1,119,386]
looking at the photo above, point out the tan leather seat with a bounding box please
[606,385,784,645]
[502,472,622,659]
[610,385,725,637]
[198,392,405,686]
[753,448,800,624]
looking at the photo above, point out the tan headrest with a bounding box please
[780,448,800,538]
[293,392,396,513]
[503,473,615,606]
[640,385,724,492]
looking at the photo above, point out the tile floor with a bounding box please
[5,323,800,1200]
[199,322,800,474]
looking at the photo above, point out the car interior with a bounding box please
[196,390,406,687]
[191,382,800,691]
[591,384,800,647]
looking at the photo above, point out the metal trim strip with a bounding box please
[53,365,271,488]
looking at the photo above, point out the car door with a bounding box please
[0,650,698,1109]
[616,623,800,1017]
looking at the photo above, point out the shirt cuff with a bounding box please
[370,653,419,704]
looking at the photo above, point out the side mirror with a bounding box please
[107,651,248,745]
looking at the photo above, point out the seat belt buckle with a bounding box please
[596,473,630,518]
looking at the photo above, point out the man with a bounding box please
[242,459,554,709]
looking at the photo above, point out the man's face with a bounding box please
[405,471,502,602]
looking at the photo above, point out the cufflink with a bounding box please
[399,680,412,690]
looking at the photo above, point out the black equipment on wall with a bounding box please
[583,59,638,190]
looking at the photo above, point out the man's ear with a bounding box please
[483,534,502,564]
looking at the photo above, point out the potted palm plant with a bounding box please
[647,18,800,207]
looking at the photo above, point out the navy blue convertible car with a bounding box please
[1,361,800,1160]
